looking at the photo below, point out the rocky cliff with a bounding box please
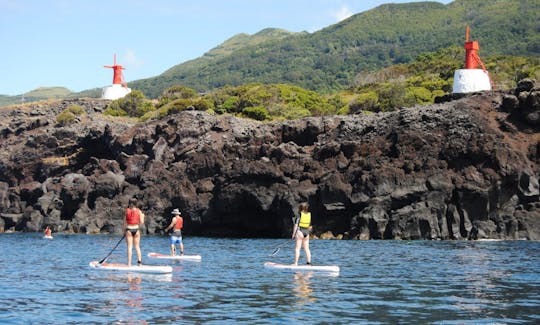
[1,80,539,240]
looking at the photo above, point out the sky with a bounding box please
[0,0,451,96]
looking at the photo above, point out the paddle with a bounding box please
[269,216,299,257]
[99,233,126,264]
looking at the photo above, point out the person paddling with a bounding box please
[124,198,145,266]
[164,208,184,256]
[293,202,312,266]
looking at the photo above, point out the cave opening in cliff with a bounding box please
[204,190,292,238]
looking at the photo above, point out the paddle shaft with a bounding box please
[270,216,299,256]
[99,233,126,264]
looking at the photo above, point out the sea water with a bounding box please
[0,234,539,324]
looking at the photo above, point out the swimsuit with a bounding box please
[298,227,310,238]
[126,225,139,236]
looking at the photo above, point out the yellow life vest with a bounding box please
[299,211,311,228]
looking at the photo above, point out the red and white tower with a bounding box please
[101,53,132,100]
[452,26,491,93]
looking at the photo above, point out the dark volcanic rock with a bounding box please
[1,88,540,240]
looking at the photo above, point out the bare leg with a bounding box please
[294,232,303,265]
[134,231,142,264]
[126,231,133,266]
[303,237,311,264]
[170,244,176,255]
[180,242,184,255]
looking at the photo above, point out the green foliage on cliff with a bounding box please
[205,83,340,120]
[56,104,85,126]
[139,83,341,121]
[131,42,540,121]
[344,46,540,112]
[103,90,154,118]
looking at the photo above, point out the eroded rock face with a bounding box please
[1,85,540,240]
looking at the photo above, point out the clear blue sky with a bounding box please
[0,0,451,96]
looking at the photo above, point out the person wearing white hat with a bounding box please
[164,208,184,255]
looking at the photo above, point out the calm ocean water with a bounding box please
[0,234,539,324]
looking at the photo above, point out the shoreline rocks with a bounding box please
[1,82,540,240]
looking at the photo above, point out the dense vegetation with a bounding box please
[103,47,539,121]
[129,0,539,98]
[345,47,540,112]
[2,0,538,108]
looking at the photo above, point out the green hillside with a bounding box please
[2,0,538,106]
[130,28,299,98]
[129,0,539,98]
[0,87,72,107]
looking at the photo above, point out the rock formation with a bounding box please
[1,80,539,240]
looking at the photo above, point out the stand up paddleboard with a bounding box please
[89,261,173,274]
[147,252,202,261]
[43,235,53,239]
[264,262,339,273]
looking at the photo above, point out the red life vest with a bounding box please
[126,208,141,225]
[174,216,183,230]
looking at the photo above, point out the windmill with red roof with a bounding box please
[101,53,132,100]
[452,26,492,94]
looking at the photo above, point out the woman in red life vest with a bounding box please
[44,226,52,237]
[164,208,184,256]
[293,202,312,266]
[124,198,145,266]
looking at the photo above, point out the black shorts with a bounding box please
[298,227,310,237]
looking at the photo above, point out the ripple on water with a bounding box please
[0,235,539,323]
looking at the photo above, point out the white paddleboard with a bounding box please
[147,252,202,261]
[43,235,53,239]
[89,261,173,274]
[264,262,340,273]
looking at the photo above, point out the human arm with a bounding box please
[164,217,176,232]
[123,209,127,232]
[139,209,145,225]
[291,216,299,239]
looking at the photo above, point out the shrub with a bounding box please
[56,110,76,126]
[220,96,241,113]
[157,85,197,108]
[242,106,268,120]
[66,104,85,115]
[349,91,378,113]
[405,86,432,105]
[105,90,155,118]
[103,106,128,117]
[164,98,194,115]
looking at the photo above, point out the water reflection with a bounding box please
[450,243,513,317]
[293,272,317,306]
[126,274,143,308]
[98,273,172,324]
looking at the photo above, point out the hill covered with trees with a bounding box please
[128,0,539,98]
[1,0,538,107]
